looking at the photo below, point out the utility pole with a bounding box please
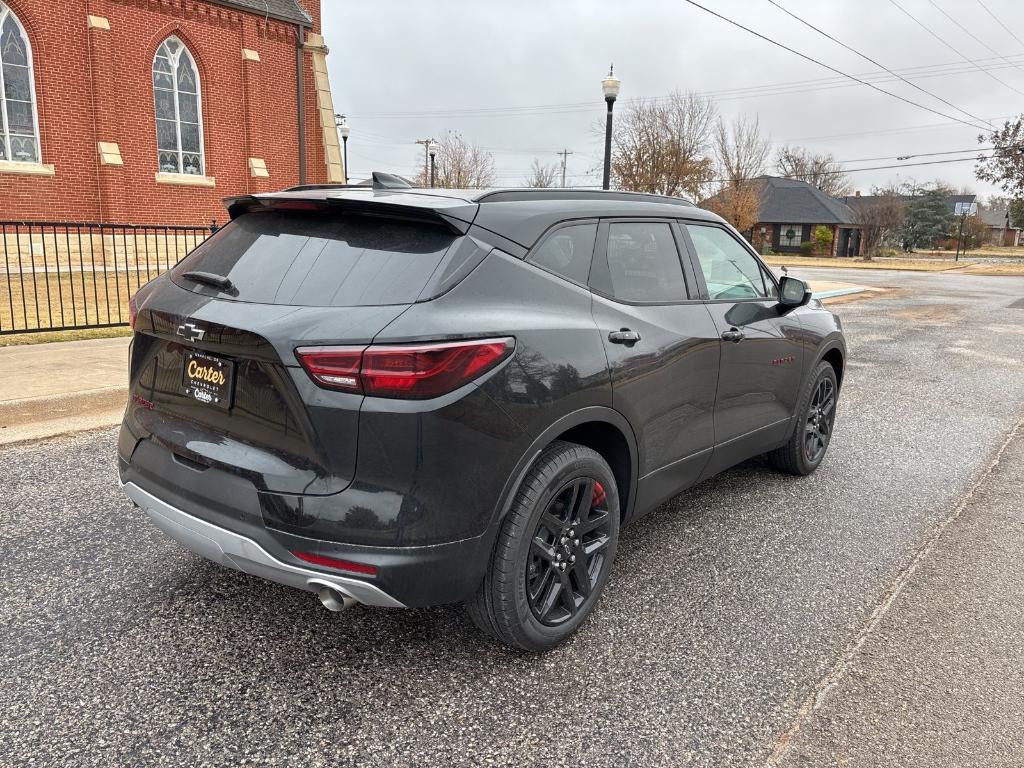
[556,149,573,188]
[414,139,433,185]
[955,211,967,262]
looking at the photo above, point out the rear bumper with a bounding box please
[122,482,405,608]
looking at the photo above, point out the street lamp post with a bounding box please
[601,65,620,191]
[428,141,438,188]
[335,114,350,183]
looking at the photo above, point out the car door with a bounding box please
[679,222,804,472]
[589,219,721,515]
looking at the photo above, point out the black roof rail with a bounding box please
[474,189,695,206]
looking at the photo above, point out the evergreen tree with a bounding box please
[901,185,954,249]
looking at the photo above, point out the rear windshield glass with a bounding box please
[170,210,459,306]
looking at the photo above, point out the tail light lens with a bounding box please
[291,550,378,576]
[128,294,140,329]
[295,348,363,390]
[296,337,514,400]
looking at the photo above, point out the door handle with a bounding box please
[721,328,745,343]
[608,328,641,344]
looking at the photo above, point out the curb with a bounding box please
[814,287,866,299]
[0,387,126,446]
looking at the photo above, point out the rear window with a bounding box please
[171,210,460,306]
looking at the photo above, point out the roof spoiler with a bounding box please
[221,194,472,235]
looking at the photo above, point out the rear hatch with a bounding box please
[124,198,484,495]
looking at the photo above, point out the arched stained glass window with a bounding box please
[153,36,204,175]
[0,2,41,164]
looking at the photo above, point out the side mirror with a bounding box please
[778,276,811,308]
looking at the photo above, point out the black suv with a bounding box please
[119,177,845,651]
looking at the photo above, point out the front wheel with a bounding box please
[767,360,839,475]
[466,441,619,652]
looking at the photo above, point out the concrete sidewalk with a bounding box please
[775,421,1024,767]
[0,336,130,445]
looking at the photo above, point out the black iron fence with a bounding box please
[0,220,215,334]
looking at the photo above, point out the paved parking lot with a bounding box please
[2,268,1023,767]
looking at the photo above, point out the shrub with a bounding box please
[812,225,834,255]
[799,241,815,256]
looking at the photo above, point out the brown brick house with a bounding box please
[745,176,861,257]
[0,0,343,225]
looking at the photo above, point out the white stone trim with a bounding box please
[155,172,216,187]
[0,159,54,176]
[97,141,123,166]
[248,157,269,178]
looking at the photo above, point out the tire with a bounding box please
[466,441,620,652]
[767,360,839,476]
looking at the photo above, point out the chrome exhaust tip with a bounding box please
[317,585,358,612]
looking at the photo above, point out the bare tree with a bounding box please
[413,132,496,188]
[775,144,852,197]
[854,186,905,260]
[715,114,771,188]
[524,158,558,188]
[610,90,717,198]
[975,116,1024,198]
[702,181,763,234]
[703,115,771,232]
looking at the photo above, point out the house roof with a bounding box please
[210,0,312,25]
[978,203,1016,228]
[753,176,857,225]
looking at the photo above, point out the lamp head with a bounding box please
[602,64,621,101]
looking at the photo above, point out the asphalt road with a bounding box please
[2,267,1024,767]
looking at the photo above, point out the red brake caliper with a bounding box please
[591,481,606,509]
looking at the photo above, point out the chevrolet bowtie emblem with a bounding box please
[176,321,206,342]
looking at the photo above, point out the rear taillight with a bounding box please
[291,550,378,576]
[295,348,363,390]
[296,337,514,400]
[128,294,140,329]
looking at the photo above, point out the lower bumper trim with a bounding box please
[122,482,405,608]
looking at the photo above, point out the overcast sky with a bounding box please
[322,0,1024,197]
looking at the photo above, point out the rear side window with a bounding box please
[528,223,597,285]
[171,210,459,306]
[605,222,687,303]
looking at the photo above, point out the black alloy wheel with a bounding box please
[466,441,620,652]
[804,376,836,463]
[766,360,840,476]
[526,477,612,626]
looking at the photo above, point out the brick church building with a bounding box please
[0,0,343,226]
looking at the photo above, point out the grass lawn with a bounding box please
[0,269,161,335]
[917,245,1024,259]
[762,256,967,272]
[956,262,1024,276]
[0,326,132,347]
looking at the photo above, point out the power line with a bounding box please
[787,113,1015,143]
[712,154,995,184]
[765,0,991,130]
[976,0,1024,51]
[678,0,995,131]
[925,0,1024,75]
[348,53,1024,120]
[888,0,1024,98]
